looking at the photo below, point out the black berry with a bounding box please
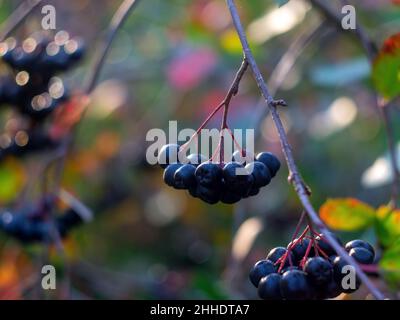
[267,247,295,267]
[349,247,374,265]
[280,269,312,300]
[195,162,223,188]
[163,163,182,187]
[288,238,313,262]
[345,239,374,257]
[255,152,280,177]
[249,259,277,287]
[304,257,333,287]
[258,274,282,300]
[223,162,251,191]
[173,164,196,189]
[245,161,271,188]
[315,232,341,256]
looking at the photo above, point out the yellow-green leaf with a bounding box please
[375,205,400,248]
[372,33,400,100]
[319,198,375,231]
[0,159,25,204]
[380,238,400,287]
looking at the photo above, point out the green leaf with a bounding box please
[275,0,290,7]
[0,159,25,203]
[380,238,400,287]
[374,205,400,248]
[372,33,400,100]
[319,198,375,231]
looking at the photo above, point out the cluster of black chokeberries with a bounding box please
[0,207,84,243]
[157,143,280,204]
[249,235,375,300]
[0,31,85,159]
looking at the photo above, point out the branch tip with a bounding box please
[271,99,288,107]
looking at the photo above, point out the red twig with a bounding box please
[181,58,248,161]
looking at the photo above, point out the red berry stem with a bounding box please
[300,237,314,268]
[210,134,222,163]
[314,243,329,259]
[183,58,248,161]
[277,217,310,272]
[226,128,245,156]
[180,101,225,154]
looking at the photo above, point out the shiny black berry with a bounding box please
[249,259,277,287]
[267,247,295,266]
[223,162,251,191]
[349,247,374,265]
[163,163,182,187]
[280,269,312,300]
[245,161,271,188]
[304,257,333,287]
[174,164,196,189]
[345,240,374,257]
[258,274,282,300]
[288,238,313,262]
[195,162,223,188]
[315,232,341,256]
[255,152,280,177]
[235,174,251,197]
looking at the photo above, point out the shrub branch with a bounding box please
[0,0,43,42]
[226,0,385,300]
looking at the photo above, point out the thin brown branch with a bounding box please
[84,0,141,94]
[0,0,43,42]
[221,57,249,129]
[308,0,400,206]
[226,0,385,300]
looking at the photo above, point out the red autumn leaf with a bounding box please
[372,33,400,99]
[381,33,400,55]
